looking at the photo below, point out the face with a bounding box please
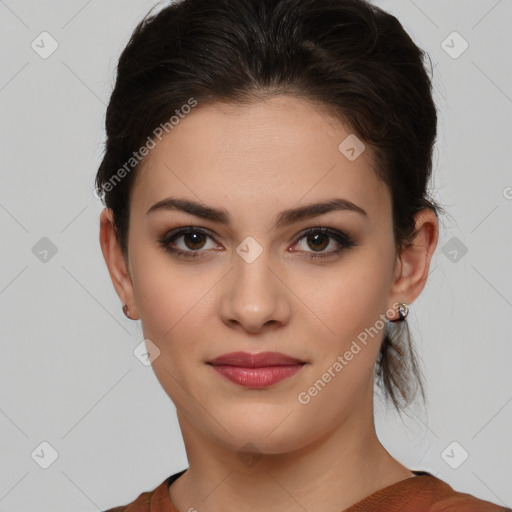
[101,95,436,455]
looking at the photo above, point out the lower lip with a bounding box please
[209,364,306,388]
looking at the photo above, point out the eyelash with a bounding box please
[158,226,356,260]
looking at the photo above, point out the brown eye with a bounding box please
[292,227,355,259]
[182,231,208,250]
[159,227,219,259]
[305,232,329,252]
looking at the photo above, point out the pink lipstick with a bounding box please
[207,351,307,388]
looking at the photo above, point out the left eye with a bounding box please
[291,227,355,259]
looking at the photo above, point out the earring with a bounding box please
[122,304,131,319]
[390,303,409,322]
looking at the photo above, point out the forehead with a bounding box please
[130,95,390,225]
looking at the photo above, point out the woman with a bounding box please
[96,0,509,510]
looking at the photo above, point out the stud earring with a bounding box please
[390,302,409,322]
[122,304,131,319]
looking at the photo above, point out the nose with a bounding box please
[219,247,292,334]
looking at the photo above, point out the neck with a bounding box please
[169,388,414,512]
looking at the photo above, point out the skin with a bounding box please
[99,95,438,512]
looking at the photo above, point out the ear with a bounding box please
[388,208,439,317]
[99,207,139,320]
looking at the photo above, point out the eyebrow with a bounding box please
[146,197,368,227]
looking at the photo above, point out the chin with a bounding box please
[211,412,316,455]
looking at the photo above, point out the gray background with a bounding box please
[0,0,511,510]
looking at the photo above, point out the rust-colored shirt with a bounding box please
[104,469,510,512]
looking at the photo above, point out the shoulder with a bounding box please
[412,473,509,512]
[374,472,510,512]
[426,491,510,512]
[102,477,170,512]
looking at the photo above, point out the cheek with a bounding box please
[306,250,392,347]
[130,249,219,361]
[130,258,211,400]
[130,249,187,341]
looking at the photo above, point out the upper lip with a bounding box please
[207,351,306,367]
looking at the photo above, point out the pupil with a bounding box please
[186,232,205,249]
[309,233,327,251]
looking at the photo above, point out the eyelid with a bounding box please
[160,224,352,243]
[161,226,221,249]
[159,224,355,260]
[292,226,355,255]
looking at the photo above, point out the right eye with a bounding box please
[159,227,222,259]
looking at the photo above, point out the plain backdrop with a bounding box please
[0,0,511,510]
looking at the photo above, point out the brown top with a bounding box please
[104,469,510,512]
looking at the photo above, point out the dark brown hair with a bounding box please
[95,0,445,414]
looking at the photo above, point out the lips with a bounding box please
[207,351,305,367]
[207,351,307,388]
